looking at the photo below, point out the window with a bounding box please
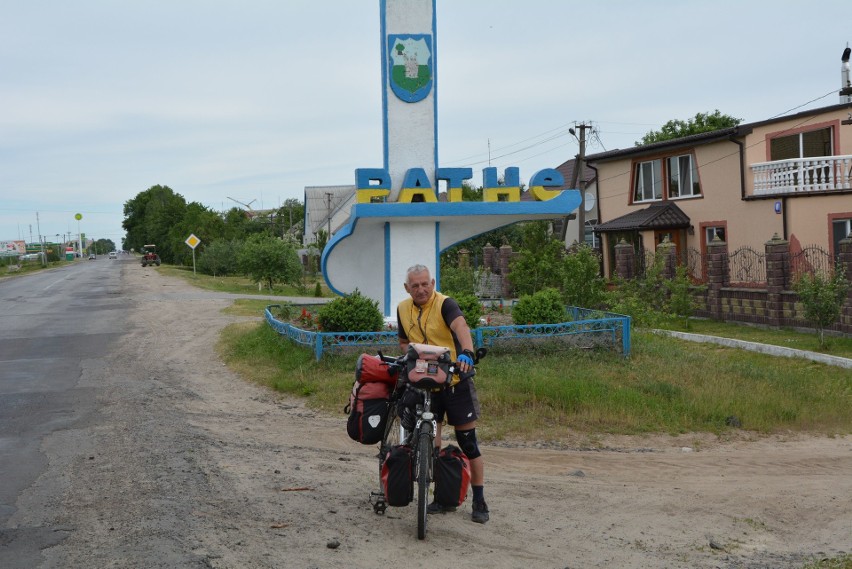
[633,154,700,203]
[832,218,851,258]
[770,127,832,161]
[667,155,700,198]
[634,160,662,202]
[705,226,726,243]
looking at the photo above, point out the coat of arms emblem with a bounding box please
[387,34,433,103]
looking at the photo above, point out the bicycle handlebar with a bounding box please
[377,347,486,382]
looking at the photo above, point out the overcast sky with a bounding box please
[2,0,850,246]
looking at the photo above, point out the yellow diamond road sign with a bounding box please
[185,234,201,249]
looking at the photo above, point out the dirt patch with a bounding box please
[19,266,852,568]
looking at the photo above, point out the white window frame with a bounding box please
[634,160,662,203]
[667,154,701,199]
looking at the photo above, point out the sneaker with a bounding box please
[471,500,489,524]
[426,501,456,514]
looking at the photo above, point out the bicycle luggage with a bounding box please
[405,343,452,387]
[381,445,414,506]
[345,355,397,444]
[434,445,471,508]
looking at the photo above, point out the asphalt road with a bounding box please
[0,257,127,566]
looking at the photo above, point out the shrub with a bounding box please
[441,266,477,297]
[511,288,566,325]
[451,292,484,329]
[313,282,323,297]
[793,267,850,348]
[317,289,384,332]
[561,244,606,308]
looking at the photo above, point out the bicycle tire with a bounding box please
[416,429,432,540]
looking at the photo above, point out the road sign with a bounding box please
[185,234,201,249]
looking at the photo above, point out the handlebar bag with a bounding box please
[405,343,452,388]
[434,444,471,508]
[381,445,414,506]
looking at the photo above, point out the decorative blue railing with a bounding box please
[265,304,631,360]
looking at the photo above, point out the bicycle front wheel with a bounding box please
[416,430,433,540]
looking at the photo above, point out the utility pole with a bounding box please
[574,124,590,246]
[560,123,590,245]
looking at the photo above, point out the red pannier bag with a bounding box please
[433,444,471,508]
[344,354,398,445]
[381,445,414,506]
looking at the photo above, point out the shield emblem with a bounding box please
[387,34,433,103]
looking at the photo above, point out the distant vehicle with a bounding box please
[141,245,160,267]
[88,254,96,260]
[109,251,117,259]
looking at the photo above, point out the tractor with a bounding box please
[141,244,161,267]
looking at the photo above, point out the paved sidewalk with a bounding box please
[653,330,852,369]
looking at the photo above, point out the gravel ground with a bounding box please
[10,265,851,568]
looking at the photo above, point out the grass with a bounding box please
[217,320,852,443]
[657,318,852,359]
[802,555,852,569]
[158,264,330,297]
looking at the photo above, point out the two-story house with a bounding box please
[585,102,852,278]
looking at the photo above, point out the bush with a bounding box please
[451,292,484,329]
[511,288,566,325]
[313,282,323,297]
[793,267,850,348]
[198,239,241,277]
[561,245,606,308]
[317,289,384,332]
[440,266,477,297]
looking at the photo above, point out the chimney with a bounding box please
[842,43,852,104]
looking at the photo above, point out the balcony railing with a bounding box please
[751,155,852,195]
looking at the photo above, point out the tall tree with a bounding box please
[122,185,187,262]
[637,110,741,146]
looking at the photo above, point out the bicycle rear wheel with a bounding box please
[416,429,433,540]
[373,405,402,515]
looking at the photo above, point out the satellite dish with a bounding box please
[584,191,596,212]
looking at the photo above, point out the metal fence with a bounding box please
[727,245,766,287]
[789,245,835,281]
[265,305,631,360]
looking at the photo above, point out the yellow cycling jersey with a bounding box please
[397,290,458,363]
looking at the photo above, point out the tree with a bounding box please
[197,239,241,277]
[238,234,302,291]
[637,110,741,146]
[793,268,850,348]
[122,185,187,262]
[561,244,606,308]
[508,221,565,296]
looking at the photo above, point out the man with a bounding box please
[397,264,489,524]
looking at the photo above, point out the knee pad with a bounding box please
[455,428,481,459]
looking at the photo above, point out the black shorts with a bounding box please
[430,378,481,427]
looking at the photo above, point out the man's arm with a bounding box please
[448,315,475,372]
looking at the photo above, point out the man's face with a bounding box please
[404,270,434,306]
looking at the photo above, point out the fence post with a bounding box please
[614,239,635,279]
[706,235,729,320]
[656,235,677,279]
[839,234,852,333]
[483,243,496,272]
[499,244,513,298]
[764,233,790,327]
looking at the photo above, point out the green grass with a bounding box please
[657,318,852,359]
[802,555,852,569]
[158,264,329,297]
[217,322,852,442]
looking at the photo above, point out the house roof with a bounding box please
[554,156,596,188]
[594,201,691,233]
[584,102,852,164]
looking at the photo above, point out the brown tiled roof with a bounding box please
[595,201,691,233]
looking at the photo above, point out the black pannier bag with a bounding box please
[433,444,471,508]
[344,354,398,445]
[381,445,414,506]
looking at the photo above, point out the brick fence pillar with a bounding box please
[458,248,469,270]
[482,243,496,273]
[656,236,678,280]
[499,244,513,298]
[614,239,635,280]
[764,233,790,327]
[838,235,852,333]
[706,235,729,320]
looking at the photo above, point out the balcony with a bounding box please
[751,155,852,195]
